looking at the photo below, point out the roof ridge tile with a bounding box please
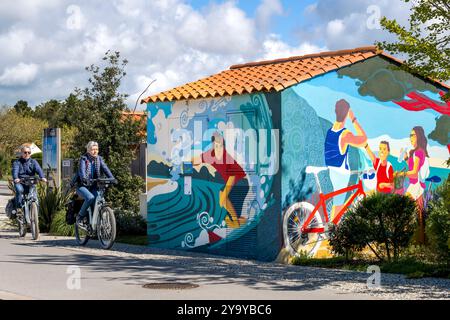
[141,46,448,104]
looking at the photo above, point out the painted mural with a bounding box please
[146,93,280,260]
[281,56,450,258]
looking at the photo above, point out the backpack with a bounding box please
[65,195,83,225]
[418,156,430,183]
[5,198,15,219]
[69,157,89,188]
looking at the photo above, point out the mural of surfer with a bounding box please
[192,131,249,229]
[146,93,279,260]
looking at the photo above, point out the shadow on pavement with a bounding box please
[0,232,449,299]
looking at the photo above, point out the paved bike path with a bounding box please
[0,230,379,300]
[0,181,14,231]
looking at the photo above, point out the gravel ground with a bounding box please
[5,231,448,300]
[1,176,448,300]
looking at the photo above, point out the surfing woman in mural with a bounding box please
[192,131,249,229]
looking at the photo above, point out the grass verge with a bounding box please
[115,235,148,246]
[291,256,450,279]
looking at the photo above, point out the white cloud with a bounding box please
[178,2,258,55]
[256,0,284,31]
[262,34,326,60]
[0,63,39,86]
[297,0,413,50]
[0,0,413,109]
[304,3,317,14]
[0,0,60,20]
[326,19,345,37]
[0,28,35,61]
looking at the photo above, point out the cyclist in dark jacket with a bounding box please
[75,141,114,226]
[12,145,46,208]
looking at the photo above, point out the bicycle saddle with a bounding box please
[426,176,441,183]
[305,166,329,174]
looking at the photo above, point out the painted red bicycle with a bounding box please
[283,166,368,257]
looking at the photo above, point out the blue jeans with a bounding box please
[76,187,98,218]
[14,183,29,208]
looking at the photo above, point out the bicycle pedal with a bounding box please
[300,233,309,245]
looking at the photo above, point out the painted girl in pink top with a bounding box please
[398,126,429,201]
[396,126,429,244]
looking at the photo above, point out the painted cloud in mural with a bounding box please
[337,57,439,102]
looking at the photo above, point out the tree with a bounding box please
[378,0,450,101]
[69,51,144,212]
[426,176,450,264]
[428,115,449,146]
[34,99,65,127]
[0,108,48,156]
[33,99,79,158]
[13,100,34,117]
[329,193,418,262]
[0,150,9,179]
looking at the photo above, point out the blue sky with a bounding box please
[0,0,413,109]
[188,0,317,46]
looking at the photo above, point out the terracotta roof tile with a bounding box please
[142,46,449,103]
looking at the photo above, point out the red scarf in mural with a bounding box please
[394,91,450,116]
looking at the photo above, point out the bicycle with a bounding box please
[394,166,441,209]
[283,166,368,257]
[423,176,441,211]
[15,176,43,240]
[75,178,118,250]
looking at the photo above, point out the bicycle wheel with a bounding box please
[283,201,324,257]
[30,202,40,240]
[75,215,90,246]
[97,206,116,250]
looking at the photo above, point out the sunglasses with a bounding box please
[410,134,416,138]
[23,151,31,154]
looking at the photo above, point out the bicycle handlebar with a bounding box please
[19,176,46,185]
[84,178,118,185]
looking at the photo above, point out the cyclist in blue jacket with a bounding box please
[75,141,115,227]
[12,145,47,209]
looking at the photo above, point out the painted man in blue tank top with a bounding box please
[324,99,368,170]
[323,99,368,217]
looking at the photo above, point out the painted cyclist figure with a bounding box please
[75,141,115,228]
[12,145,47,210]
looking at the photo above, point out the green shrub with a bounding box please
[426,176,450,264]
[49,210,75,237]
[329,193,417,262]
[115,209,147,236]
[38,183,74,233]
[0,150,11,179]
